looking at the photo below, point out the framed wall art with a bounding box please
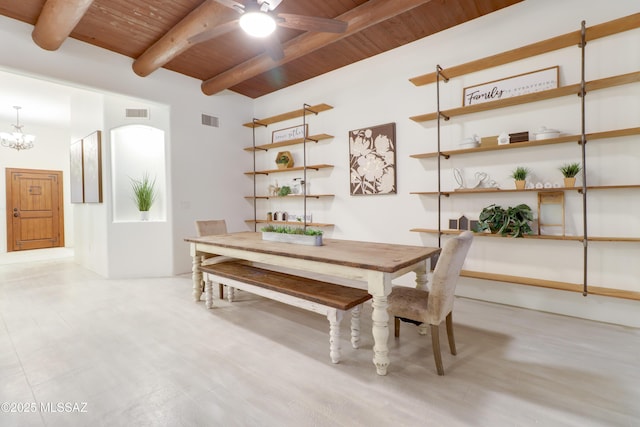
[69,138,84,203]
[272,124,307,144]
[82,130,103,203]
[349,122,396,195]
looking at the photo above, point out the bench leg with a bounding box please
[350,304,362,349]
[204,277,214,309]
[227,286,235,303]
[327,309,344,364]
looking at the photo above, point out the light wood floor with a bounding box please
[1,251,638,426]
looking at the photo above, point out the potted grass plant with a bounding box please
[130,172,157,221]
[510,166,530,190]
[261,225,323,246]
[559,162,581,187]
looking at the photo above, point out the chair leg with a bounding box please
[446,312,457,355]
[394,317,400,337]
[431,324,444,376]
[219,283,224,299]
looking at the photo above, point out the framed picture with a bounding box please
[82,130,103,203]
[463,66,559,106]
[272,124,307,144]
[69,139,84,203]
[349,122,396,195]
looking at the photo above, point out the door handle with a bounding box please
[13,212,19,217]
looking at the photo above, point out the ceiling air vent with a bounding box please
[125,108,149,119]
[201,114,219,128]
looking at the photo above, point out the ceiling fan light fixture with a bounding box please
[239,11,276,38]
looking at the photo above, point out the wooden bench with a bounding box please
[200,262,372,364]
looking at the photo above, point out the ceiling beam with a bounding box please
[32,0,95,51]
[132,0,238,77]
[201,0,433,96]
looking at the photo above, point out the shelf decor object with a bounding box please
[349,122,396,195]
[275,151,294,169]
[462,66,559,106]
[261,225,323,246]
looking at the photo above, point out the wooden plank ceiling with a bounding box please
[0,0,522,98]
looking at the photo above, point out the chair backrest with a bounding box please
[427,231,473,325]
[195,219,228,237]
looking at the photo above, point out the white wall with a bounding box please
[252,0,640,326]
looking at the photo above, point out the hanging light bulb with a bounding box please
[239,6,276,38]
[0,106,36,151]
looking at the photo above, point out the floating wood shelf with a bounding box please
[244,134,333,152]
[410,127,640,159]
[409,72,640,123]
[245,164,334,175]
[243,104,333,128]
[408,13,640,86]
[410,228,640,242]
[245,194,334,200]
[246,220,334,227]
[411,184,640,196]
[460,270,640,301]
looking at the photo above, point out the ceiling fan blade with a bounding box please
[262,34,284,61]
[258,0,283,11]
[276,13,348,33]
[188,19,239,44]
[215,0,245,14]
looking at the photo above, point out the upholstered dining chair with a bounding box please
[387,231,473,375]
[195,219,228,299]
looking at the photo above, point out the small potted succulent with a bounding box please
[559,162,581,187]
[510,166,530,190]
[275,151,293,169]
[261,225,323,246]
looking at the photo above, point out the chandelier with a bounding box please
[1,106,36,151]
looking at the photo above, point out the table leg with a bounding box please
[192,254,203,301]
[371,294,390,375]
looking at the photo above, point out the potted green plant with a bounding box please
[559,162,581,187]
[510,166,530,190]
[261,225,323,246]
[130,172,157,220]
[476,203,533,237]
[275,151,293,169]
[278,185,292,196]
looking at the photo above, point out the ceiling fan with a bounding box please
[209,0,348,60]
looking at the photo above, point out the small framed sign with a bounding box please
[463,66,559,106]
[272,124,308,144]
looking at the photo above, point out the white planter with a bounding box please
[262,232,323,246]
[140,210,150,221]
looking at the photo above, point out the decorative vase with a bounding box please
[563,177,576,187]
[515,180,526,190]
[140,210,149,221]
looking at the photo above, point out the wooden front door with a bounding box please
[5,168,65,251]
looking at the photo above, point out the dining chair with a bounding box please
[387,231,473,375]
[195,219,228,299]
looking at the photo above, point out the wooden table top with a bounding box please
[186,232,440,273]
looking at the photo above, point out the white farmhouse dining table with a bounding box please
[185,231,440,376]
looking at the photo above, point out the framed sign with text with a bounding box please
[463,66,559,106]
[272,124,308,144]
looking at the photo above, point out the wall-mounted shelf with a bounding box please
[408,13,640,86]
[411,184,640,196]
[245,164,334,175]
[242,104,333,128]
[410,127,640,159]
[245,194,334,200]
[244,134,333,152]
[410,72,640,123]
[246,220,334,227]
[460,270,640,301]
[410,229,640,243]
